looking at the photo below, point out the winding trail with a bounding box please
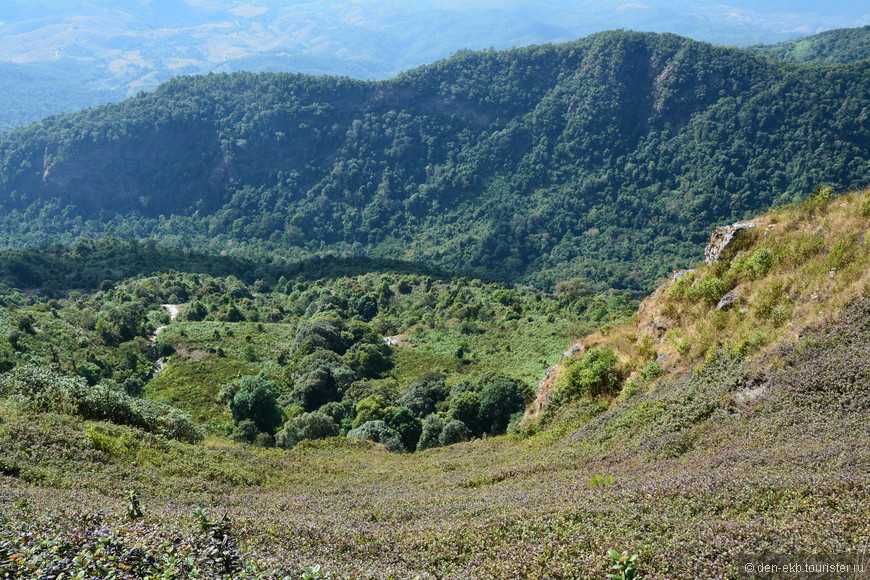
[149,304,182,377]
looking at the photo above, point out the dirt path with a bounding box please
[150,304,182,377]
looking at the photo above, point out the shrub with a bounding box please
[396,373,447,417]
[290,368,339,412]
[439,419,471,446]
[446,391,481,434]
[0,365,203,443]
[687,275,726,306]
[557,347,623,402]
[802,184,834,212]
[747,248,772,278]
[416,413,445,451]
[287,411,338,442]
[347,420,405,452]
[231,419,260,443]
[639,361,662,382]
[352,395,389,429]
[342,342,391,378]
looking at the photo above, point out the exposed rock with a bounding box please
[705,222,756,264]
[652,318,668,331]
[716,290,740,310]
[672,268,695,281]
[561,342,584,361]
[538,366,558,393]
[656,354,668,364]
[383,334,412,347]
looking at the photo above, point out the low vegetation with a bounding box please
[0,188,867,578]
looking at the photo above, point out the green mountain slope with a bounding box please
[0,188,867,579]
[0,30,868,291]
[747,25,870,63]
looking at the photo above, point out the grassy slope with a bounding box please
[1,189,869,579]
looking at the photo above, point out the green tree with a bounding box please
[416,413,445,451]
[228,375,283,434]
[478,375,525,434]
[384,406,423,451]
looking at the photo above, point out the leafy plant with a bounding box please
[126,491,143,520]
[299,564,328,579]
[607,550,639,580]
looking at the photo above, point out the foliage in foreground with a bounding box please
[0,292,867,578]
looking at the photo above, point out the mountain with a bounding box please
[0,31,867,291]
[746,25,870,63]
[0,187,867,579]
[0,1,868,129]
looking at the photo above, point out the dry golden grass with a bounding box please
[542,186,870,407]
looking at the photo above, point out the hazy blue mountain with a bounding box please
[0,1,868,129]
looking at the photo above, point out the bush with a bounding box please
[290,368,339,412]
[397,373,447,417]
[687,275,726,306]
[639,361,661,382]
[287,411,338,441]
[347,420,405,452]
[231,419,260,443]
[802,184,834,212]
[342,342,391,378]
[384,406,422,451]
[352,395,389,429]
[446,391,481,434]
[557,347,623,402]
[0,365,203,443]
[416,413,445,451]
[439,419,471,446]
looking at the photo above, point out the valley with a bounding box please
[0,28,868,579]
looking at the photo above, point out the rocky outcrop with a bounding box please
[560,342,584,361]
[705,222,756,264]
[716,290,740,310]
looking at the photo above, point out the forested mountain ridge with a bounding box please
[0,30,868,290]
[747,25,870,64]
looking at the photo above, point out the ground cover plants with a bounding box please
[0,187,868,578]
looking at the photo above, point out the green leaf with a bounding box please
[608,549,621,560]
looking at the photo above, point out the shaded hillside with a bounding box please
[0,30,868,290]
[747,25,870,63]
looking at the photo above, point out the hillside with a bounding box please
[0,187,867,579]
[747,25,870,63]
[0,30,868,292]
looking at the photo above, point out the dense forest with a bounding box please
[0,30,867,292]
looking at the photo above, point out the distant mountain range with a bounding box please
[0,30,867,291]
[0,1,869,129]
